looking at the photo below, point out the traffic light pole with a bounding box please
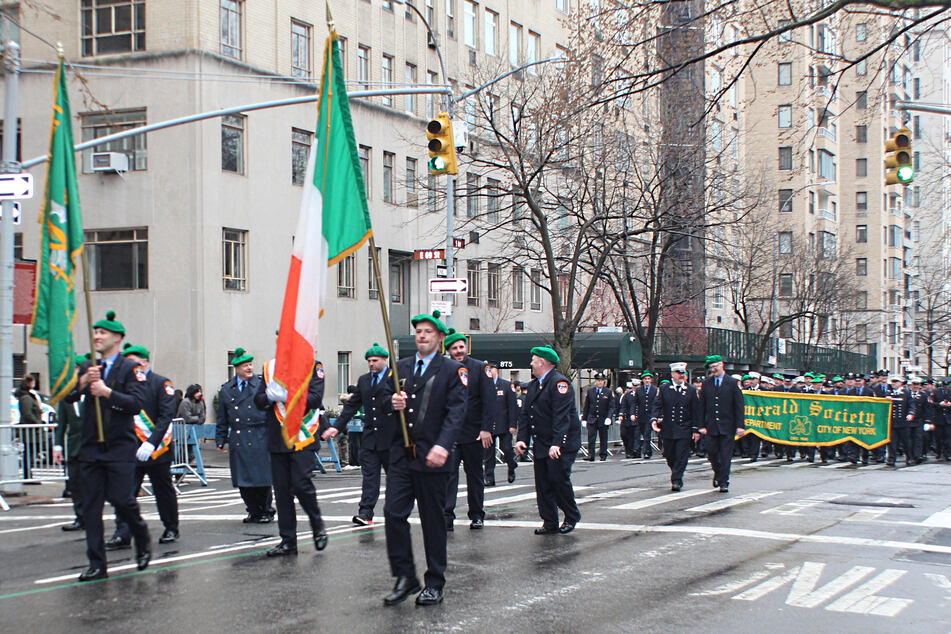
[895,100,951,116]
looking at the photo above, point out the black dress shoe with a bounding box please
[712,477,720,488]
[104,536,131,551]
[599,456,607,461]
[585,457,595,462]
[671,483,682,492]
[719,485,729,493]
[78,567,108,582]
[255,514,273,524]
[383,576,421,606]
[61,519,84,532]
[313,529,328,551]
[484,478,496,487]
[242,513,257,524]
[158,529,179,544]
[136,550,151,571]
[558,521,576,534]
[445,518,454,532]
[416,586,444,605]
[266,542,298,557]
[507,466,516,483]
[352,515,373,526]
[749,457,758,463]
[469,517,485,530]
[534,525,559,535]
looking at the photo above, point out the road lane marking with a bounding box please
[484,486,591,508]
[685,491,781,513]
[825,570,912,616]
[762,493,846,515]
[576,488,646,504]
[820,462,855,469]
[922,506,951,529]
[733,562,875,607]
[611,489,711,510]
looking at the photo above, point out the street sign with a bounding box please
[13,260,36,324]
[414,248,445,260]
[453,237,465,249]
[430,300,453,316]
[0,201,21,224]
[435,265,448,278]
[429,277,468,294]
[0,173,33,200]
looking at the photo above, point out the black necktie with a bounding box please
[239,380,245,392]
[415,360,424,377]
[372,373,379,388]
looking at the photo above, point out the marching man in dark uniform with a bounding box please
[53,354,88,532]
[886,375,918,467]
[385,311,466,606]
[698,355,745,493]
[515,346,582,535]
[633,371,659,459]
[323,343,396,525]
[618,382,637,458]
[216,349,274,524]
[256,354,328,556]
[443,329,496,531]
[65,311,151,581]
[582,372,616,462]
[106,344,180,548]
[651,362,701,491]
[482,360,518,486]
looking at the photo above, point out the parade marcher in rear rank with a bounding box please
[582,372,615,462]
[698,355,745,493]
[53,354,88,533]
[482,360,518,486]
[909,377,928,465]
[324,343,396,525]
[216,348,275,524]
[885,375,918,467]
[618,382,638,458]
[106,344,180,549]
[741,372,762,462]
[933,381,951,462]
[633,371,659,459]
[651,363,700,491]
[515,346,582,535]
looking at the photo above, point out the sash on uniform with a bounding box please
[264,359,320,450]
[133,410,173,459]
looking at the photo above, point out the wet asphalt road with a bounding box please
[2,451,951,633]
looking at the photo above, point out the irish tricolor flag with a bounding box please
[274,27,372,448]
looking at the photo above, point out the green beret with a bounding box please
[810,377,824,383]
[530,345,560,364]
[365,342,389,359]
[640,370,653,378]
[660,379,671,385]
[121,343,150,360]
[231,347,253,366]
[742,374,751,381]
[92,310,125,335]
[411,310,449,335]
[444,328,468,349]
[772,373,783,379]
[704,355,722,368]
[73,353,90,366]
[804,372,815,378]
[832,375,844,382]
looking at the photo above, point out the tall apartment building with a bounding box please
[3,1,572,405]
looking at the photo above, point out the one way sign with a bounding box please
[0,173,33,200]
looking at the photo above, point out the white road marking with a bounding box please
[611,489,712,510]
[0,521,72,534]
[762,493,846,515]
[845,508,890,523]
[922,506,951,529]
[484,486,591,508]
[785,461,816,468]
[733,562,875,608]
[825,570,912,616]
[820,462,854,469]
[685,491,781,513]
[859,464,887,470]
[690,568,778,596]
[576,488,646,504]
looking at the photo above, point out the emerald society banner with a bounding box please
[742,391,891,449]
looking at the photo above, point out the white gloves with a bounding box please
[136,442,155,462]
[581,420,587,427]
[266,380,288,403]
[604,417,612,426]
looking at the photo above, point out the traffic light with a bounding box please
[885,127,914,186]
[426,112,458,175]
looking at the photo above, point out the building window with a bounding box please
[405,63,417,113]
[382,54,394,107]
[383,151,395,203]
[337,352,350,396]
[291,19,312,78]
[222,228,247,291]
[855,125,867,143]
[856,258,867,276]
[80,108,147,173]
[337,253,356,298]
[856,191,868,210]
[779,320,793,339]
[291,128,312,185]
[337,36,347,76]
[856,91,867,109]
[530,268,542,311]
[778,62,792,86]
[484,9,498,56]
[888,257,901,280]
[220,0,242,59]
[221,114,245,174]
[856,22,867,42]
[464,1,478,49]
[426,70,439,118]
[390,259,404,304]
[368,248,380,299]
[556,0,567,11]
[856,323,867,341]
[819,231,836,258]
[466,317,480,331]
[778,189,793,212]
[914,77,920,100]
[487,263,500,307]
[809,191,815,215]
[357,45,370,90]
[467,173,480,217]
[527,31,540,73]
[514,320,524,332]
[13,232,22,260]
[778,105,792,128]
[509,22,521,66]
[778,146,793,170]
[81,0,145,57]
[888,322,898,345]
[856,225,867,243]
[84,228,148,290]
[856,59,867,76]
[778,231,793,254]
[405,158,418,206]
[712,285,724,309]
[779,273,793,297]
[359,145,371,199]
[467,260,481,306]
[913,115,921,139]
[446,0,455,38]
[383,0,393,11]
[485,178,500,223]
[856,158,867,178]
[512,266,524,309]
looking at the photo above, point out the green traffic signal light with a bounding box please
[429,156,447,171]
[897,165,914,183]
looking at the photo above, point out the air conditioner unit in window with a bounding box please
[469,48,477,67]
[91,151,129,173]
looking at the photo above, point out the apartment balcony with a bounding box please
[817,126,837,142]
[818,207,837,221]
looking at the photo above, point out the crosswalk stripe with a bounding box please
[611,488,711,510]
[485,485,591,508]
[761,493,845,515]
[922,506,951,529]
[858,464,887,470]
[785,461,815,468]
[684,490,781,513]
[820,461,854,469]
[576,487,646,504]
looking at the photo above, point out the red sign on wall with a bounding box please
[14,260,36,324]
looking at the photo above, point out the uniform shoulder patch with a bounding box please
[485,366,493,378]
[134,366,147,382]
[557,381,569,395]
[458,367,469,387]
[315,363,325,380]
[164,380,175,396]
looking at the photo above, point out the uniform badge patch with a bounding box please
[557,381,569,394]
[458,368,469,387]
[315,363,325,379]
[134,366,147,382]
[164,381,175,396]
[485,366,493,378]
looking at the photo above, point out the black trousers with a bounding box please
[637,420,654,456]
[358,446,390,520]
[587,424,608,459]
[704,433,735,486]
[66,458,84,522]
[663,437,691,485]
[271,450,324,545]
[888,427,916,463]
[384,456,449,590]
[483,432,516,482]
[80,459,150,570]
[114,460,178,540]
[348,432,362,467]
[533,451,581,527]
[239,486,274,518]
[741,434,761,458]
[620,424,637,456]
[445,440,485,521]
[936,425,951,458]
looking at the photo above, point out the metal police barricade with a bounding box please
[0,423,67,511]
[317,413,342,474]
[170,417,208,487]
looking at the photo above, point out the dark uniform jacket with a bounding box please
[67,356,145,462]
[216,374,271,487]
[55,400,83,460]
[633,384,659,425]
[135,368,178,464]
[650,382,701,439]
[699,373,745,436]
[334,367,396,452]
[517,370,581,454]
[385,353,466,472]
[886,387,917,429]
[932,387,951,425]
[486,376,518,436]
[254,361,326,454]
[618,390,636,426]
[582,386,616,427]
[456,356,496,444]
